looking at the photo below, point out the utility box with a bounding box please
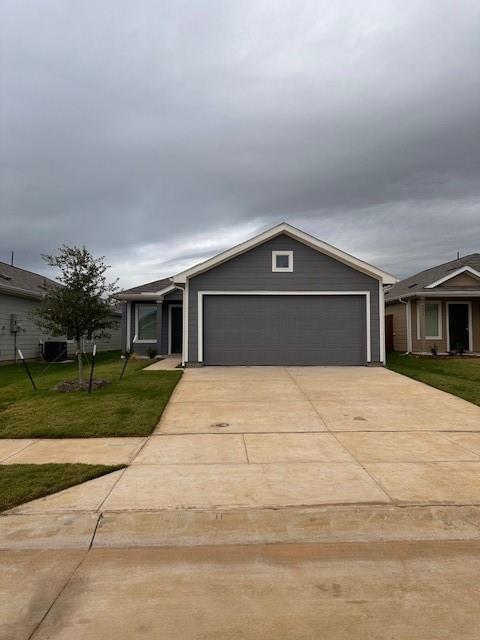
[10,314,19,333]
[44,341,67,362]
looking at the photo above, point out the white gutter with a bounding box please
[387,290,480,303]
[0,282,44,300]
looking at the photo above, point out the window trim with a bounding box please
[272,250,293,272]
[135,303,157,343]
[417,300,442,340]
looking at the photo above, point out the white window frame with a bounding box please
[135,303,157,344]
[168,304,182,355]
[416,300,442,340]
[272,251,293,272]
[446,301,473,352]
[197,290,372,363]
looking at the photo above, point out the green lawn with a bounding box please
[387,352,480,407]
[0,351,182,438]
[0,463,123,512]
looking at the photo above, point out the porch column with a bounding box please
[156,297,164,356]
[419,296,427,354]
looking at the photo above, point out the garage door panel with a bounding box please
[203,295,366,366]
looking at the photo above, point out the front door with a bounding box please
[170,306,183,353]
[448,303,470,352]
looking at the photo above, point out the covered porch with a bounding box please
[119,288,183,358]
[410,296,480,355]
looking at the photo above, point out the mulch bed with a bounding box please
[52,378,111,393]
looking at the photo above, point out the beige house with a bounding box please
[385,254,480,354]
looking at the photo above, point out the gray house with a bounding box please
[0,260,122,362]
[117,223,396,366]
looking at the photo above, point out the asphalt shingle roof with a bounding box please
[0,261,57,298]
[385,253,480,302]
[118,277,172,295]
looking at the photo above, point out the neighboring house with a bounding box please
[0,261,122,362]
[117,223,396,366]
[385,254,480,354]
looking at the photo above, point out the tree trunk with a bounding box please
[76,339,83,384]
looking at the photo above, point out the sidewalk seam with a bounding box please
[27,549,90,640]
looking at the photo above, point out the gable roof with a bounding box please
[173,222,397,284]
[385,253,480,302]
[116,277,175,300]
[0,261,57,300]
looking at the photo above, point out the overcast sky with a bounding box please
[1,1,479,288]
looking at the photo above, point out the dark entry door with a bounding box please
[170,306,183,353]
[448,303,469,352]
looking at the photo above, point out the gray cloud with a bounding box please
[1,0,479,286]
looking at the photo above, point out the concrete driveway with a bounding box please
[9,365,480,514]
[4,366,480,640]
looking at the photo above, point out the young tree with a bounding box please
[35,246,119,383]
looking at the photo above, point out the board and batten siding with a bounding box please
[187,234,381,363]
[0,292,121,362]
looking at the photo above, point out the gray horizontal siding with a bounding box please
[0,293,121,362]
[188,234,380,363]
[0,294,50,361]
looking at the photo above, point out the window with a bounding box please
[417,301,442,340]
[272,250,293,272]
[136,304,157,341]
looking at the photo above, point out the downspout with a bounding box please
[399,298,412,354]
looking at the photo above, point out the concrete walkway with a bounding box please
[0,438,146,465]
[143,356,182,370]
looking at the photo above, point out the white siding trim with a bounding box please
[197,290,372,364]
[126,302,131,349]
[379,282,385,364]
[182,281,189,366]
[406,300,413,353]
[168,304,182,355]
[446,301,473,352]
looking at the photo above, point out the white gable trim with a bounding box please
[425,266,480,289]
[173,223,397,285]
